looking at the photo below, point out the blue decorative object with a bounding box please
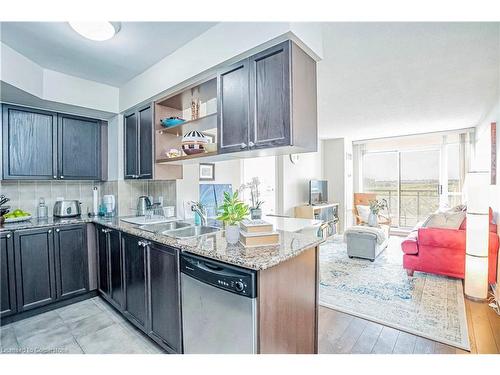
[161,117,185,127]
[199,184,232,218]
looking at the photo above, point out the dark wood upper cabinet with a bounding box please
[124,104,153,179]
[13,227,57,312]
[2,104,106,180]
[122,233,148,330]
[217,60,250,154]
[217,40,317,156]
[147,243,182,353]
[2,105,57,180]
[1,232,17,318]
[249,41,291,149]
[53,224,89,300]
[58,114,101,180]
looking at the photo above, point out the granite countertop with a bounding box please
[1,215,324,271]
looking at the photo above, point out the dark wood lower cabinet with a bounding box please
[54,224,88,300]
[97,226,110,297]
[122,233,148,330]
[147,243,182,353]
[109,229,123,308]
[96,226,123,309]
[13,227,57,312]
[1,232,17,318]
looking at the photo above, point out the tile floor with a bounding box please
[0,297,165,354]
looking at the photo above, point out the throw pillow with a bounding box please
[356,205,371,223]
[422,211,466,229]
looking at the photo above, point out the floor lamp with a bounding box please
[464,171,490,301]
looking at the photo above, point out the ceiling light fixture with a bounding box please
[69,22,120,41]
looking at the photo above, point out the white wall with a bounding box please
[175,160,242,219]
[323,138,353,232]
[119,22,323,112]
[277,142,324,217]
[1,42,119,114]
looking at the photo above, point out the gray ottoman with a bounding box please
[345,225,389,261]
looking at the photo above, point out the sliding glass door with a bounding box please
[362,152,399,224]
[399,150,440,227]
[362,143,462,228]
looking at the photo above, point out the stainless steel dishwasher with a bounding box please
[180,253,257,354]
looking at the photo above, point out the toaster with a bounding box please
[53,200,81,217]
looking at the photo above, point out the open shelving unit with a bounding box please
[154,77,218,165]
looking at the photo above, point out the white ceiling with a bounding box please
[317,22,500,140]
[0,22,217,86]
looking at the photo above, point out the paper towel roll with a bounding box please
[93,186,99,215]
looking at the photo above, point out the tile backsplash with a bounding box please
[0,180,99,217]
[0,179,177,218]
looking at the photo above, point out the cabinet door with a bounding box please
[1,232,17,318]
[122,233,148,330]
[96,226,110,297]
[249,41,291,149]
[109,229,123,308]
[124,111,139,178]
[137,105,153,179]
[54,224,89,300]
[148,243,182,353]
[14,228,57,311]
[2,105,57,180]
[58,114,101,180]
[217,60,250,154]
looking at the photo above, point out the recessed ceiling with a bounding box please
[0,22,217,86]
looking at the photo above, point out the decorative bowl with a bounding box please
[161,117,185,127]
[182,143,205,155]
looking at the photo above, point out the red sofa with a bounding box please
[401,209,499,283]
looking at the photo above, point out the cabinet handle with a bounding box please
[55,228,60,232]
[53,175,57,179]
[60,176,65,179]
[142,241,151,247]
[240,143,247,149]
[6,234,11,238]
[138,240,144,246]
[248,141,255,148]
[48,229,52,234]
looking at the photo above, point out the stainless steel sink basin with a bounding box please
[139,221,191,233]
[163,225,220,238]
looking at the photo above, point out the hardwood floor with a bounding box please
[318,298,500,354]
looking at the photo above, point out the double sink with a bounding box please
[137,221,220,239]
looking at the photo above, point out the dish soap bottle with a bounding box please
[37,197,48,219]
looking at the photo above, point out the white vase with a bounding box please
[225,224,240,244]
[368,212,378,227]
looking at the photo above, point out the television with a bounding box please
[309,180,328,205]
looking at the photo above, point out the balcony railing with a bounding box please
[366,188,440,228]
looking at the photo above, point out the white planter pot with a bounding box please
[225,224,240,244]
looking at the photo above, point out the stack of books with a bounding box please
[239,219,280,247]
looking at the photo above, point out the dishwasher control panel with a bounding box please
[181,253,257,298]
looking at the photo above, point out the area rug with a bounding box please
[319,236,470,350]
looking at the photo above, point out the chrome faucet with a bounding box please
[190,201,207,226]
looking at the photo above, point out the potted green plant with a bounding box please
[216,191,249,244]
